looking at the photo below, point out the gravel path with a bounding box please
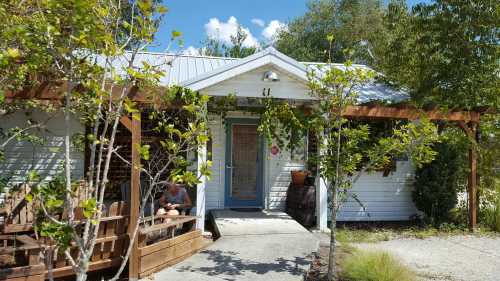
[354,235,500,281]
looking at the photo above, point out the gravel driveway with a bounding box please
[355,235,500,281]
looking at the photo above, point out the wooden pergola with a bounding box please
[5,87,481,280]
[340,105,480,230]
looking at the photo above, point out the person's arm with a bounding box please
[182,190,192,209]
[159,193,169,208]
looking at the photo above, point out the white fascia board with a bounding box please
[184,52,309,92]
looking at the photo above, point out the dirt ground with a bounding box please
[308,232,500,281]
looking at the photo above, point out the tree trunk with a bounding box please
[327,189,337,281]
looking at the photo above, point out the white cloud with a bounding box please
[251,18,265,28]
[182,46,200,56]
[262,20,287,42]
[204,16,259,48]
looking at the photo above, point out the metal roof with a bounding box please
[98,51,237,85]
[101,48,408,103]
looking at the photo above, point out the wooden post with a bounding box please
[129,115,141,280]
[196,141,207,231]
[468,124,478,231]
[459,121,478,231]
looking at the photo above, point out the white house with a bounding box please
[0,47,419,231]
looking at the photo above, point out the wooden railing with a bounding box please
[47,201,129,279]
[0,234,44,281]
[0,200,204,279]
[137,215,203,278]
[0,185,35,233]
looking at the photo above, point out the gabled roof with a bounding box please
[180,47,309,91]
[102,47,409,103]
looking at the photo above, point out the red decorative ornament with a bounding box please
[271,145,280,155]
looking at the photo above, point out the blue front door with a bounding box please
[225,118,264,207]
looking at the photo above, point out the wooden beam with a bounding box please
[342,105,480,123]
[119,116,133,132]
[128,116,141,281]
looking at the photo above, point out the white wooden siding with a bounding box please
[202,66,310,100]
[205,114,225,210]
[265,146,305,210]
[205,113,420,221]
[336,161,418,221]
[0,111,85,186]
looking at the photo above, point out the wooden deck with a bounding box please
[0,198,204,280]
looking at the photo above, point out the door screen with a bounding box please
[231,124,258,200]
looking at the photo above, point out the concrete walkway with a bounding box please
[150,210,319,281]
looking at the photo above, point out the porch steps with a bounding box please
[210,209,315,237]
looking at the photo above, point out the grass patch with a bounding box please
[337,228,393,243]
[334,223,497,244]
[340,249,415,281]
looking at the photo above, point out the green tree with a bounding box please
[378,0,499,110]
[260,38,440,280]
[413,141,464,224]
[378,0,499,229]
[275,0,386,64]
[201,25,257,58]
[1,1,211,281]
[226,25,257,58]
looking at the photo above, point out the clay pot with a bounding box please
[291,170,310,186]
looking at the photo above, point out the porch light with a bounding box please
[263,71,280,82]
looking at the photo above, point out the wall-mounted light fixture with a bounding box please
[263,70,280,82]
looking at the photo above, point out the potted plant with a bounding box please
[291,170,310,186]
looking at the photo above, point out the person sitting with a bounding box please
[156,182,192,217]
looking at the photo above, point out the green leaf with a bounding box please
[157,5,168,14]
[80,198,97,219]
[48,147,61,153]
[171,30,182,39]
[47,198,64,208]
[27,170,40,182]
[6,48,20,58]
[134,144,150,160]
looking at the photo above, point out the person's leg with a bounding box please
[156,208,167,215]
[166,209,180,216]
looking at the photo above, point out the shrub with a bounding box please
[482,195,500,232]
[412,142,463,225]
[340,249,415,281]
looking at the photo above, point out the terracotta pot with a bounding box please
[291,170,309,186]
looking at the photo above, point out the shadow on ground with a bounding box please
[175,249,311,280]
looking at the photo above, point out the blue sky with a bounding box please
[153,0,430,54]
